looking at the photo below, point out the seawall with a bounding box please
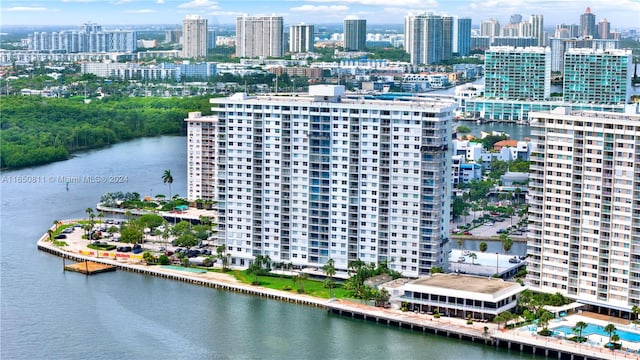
[38,232,612,360]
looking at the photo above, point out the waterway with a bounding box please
[0,136,541,359]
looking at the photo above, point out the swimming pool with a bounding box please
[553,324,640,343]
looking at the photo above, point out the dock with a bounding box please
[64,261,116,275]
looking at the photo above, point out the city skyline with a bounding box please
[1,0,639,29]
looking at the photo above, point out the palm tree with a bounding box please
[469,252,477,265]
[538,310,554,334]
[632,305,640,323]
[514,187,522,205]
[294,272,308,293]
[85,207,94,238]
[322,258,336,297]
[573,321,588,341]
[53,219,59,230]
[216,245,229,271]
[500,233,513,255]
[47,229,54,242]
[97,212,104,227]
[162,169,174,200]
[610,333,620,347]
[604,323,617,343]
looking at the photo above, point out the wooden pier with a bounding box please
[64,261,116,275]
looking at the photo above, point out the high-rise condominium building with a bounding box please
[29,22,136,53]
[186,85,454,276]
[580,7,596,38]
[182,15,208,58]
[289,23,315,53]
[405,14,444,65]
[441,16,454,62]
[530,14,544,47]
[480,19,500,39]
[563,49,633,105]
[527,107,640,312]
[555,24,580,39]
[484,46,550,101]
[455,18,472,56]
[597,19,611,39]
[344,17,366,51]
[236,15,284,58]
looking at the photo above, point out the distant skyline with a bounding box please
[1,0,639,29]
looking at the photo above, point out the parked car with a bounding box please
[54,234,67,239]
[463,231,472,235]
[458,257,466,263]
[497,228,507,234]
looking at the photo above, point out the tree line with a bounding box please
[0,95,212,169]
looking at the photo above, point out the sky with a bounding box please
[1,0,639,29]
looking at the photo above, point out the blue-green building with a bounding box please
[484,46,550,101]
[563,48,633,105]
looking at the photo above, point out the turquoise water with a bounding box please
[161,265,207,273]
[553,324,640,342]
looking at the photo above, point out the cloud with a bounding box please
[207,10,244,17]
[178,0,218,8]
[307,0,425,5]
[157,0,165,3]
[125,9,157,13]
[3,6,49,12]
[290,5,349,12]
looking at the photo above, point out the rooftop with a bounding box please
[410,273,517,295]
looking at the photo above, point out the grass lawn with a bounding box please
[232,270,351,299]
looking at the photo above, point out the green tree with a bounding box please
[572,321,588,341]
[452,197,467,220]
[469,252,477,265]
[604,323,617,343]
[158,254,171,265]
[611,333,620,346]
[173,233,197,248]
[632,305,640,323]
[500,233,513,254]
[293,272,308,294]
[139,213,164,231]
[216,244,230,271]
[538,311,554,333]
[142,251,155,265]
[162,169,173,199]
[47,229,54,242]
[322,258,336,297]
[456,125,471,133]
[479,241,488,253]
[120,224,144,244]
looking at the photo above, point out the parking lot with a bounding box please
[54,220,218,263]
[451,210,527,239]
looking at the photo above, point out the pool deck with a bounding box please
[544,313,640,353]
